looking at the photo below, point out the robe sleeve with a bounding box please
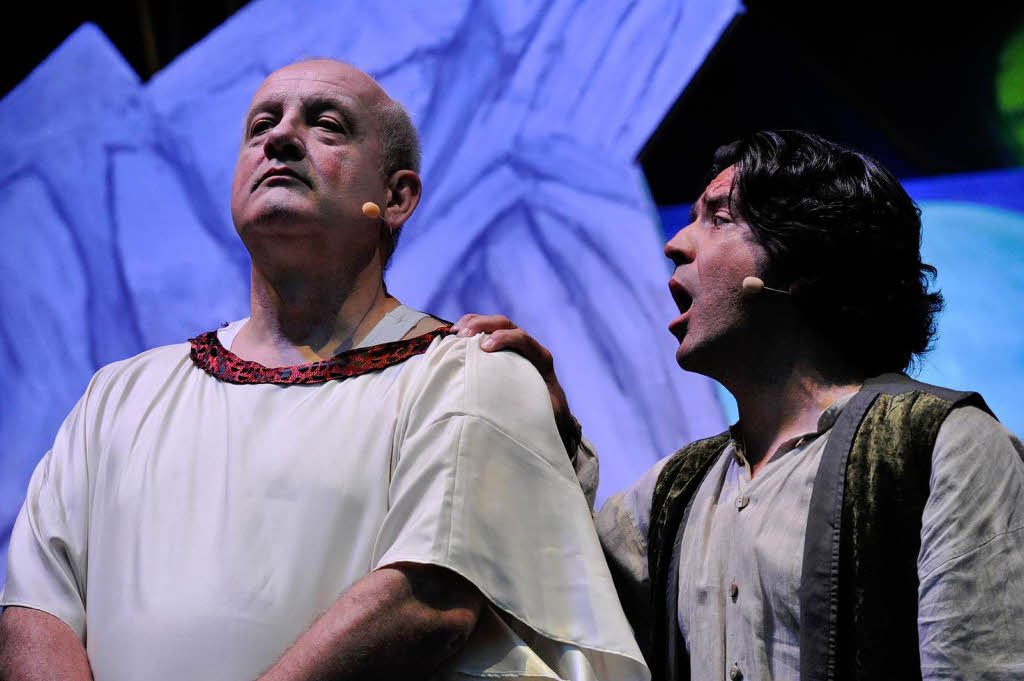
[371,334,649,681]
[1,393,92,640]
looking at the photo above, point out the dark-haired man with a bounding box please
[454,130,1024,681]
[0,60,648,681]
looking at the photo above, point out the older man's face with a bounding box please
[230,60,389,268]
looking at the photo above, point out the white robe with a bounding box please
[2,321,648,680]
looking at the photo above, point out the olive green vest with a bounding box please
[647,374,991,681]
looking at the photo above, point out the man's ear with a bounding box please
[384,170,421,229]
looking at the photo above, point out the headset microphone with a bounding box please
[742,276,791,296]
[362,201,393,232]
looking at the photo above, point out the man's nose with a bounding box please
[664,224,696,265]
[263,118,306,161]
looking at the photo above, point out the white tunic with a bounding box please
[2,313,648,681]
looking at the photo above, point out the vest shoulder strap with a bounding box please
[800,375,989,681]
[647,431,730,681]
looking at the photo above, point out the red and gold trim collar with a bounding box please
[189,326,452,385]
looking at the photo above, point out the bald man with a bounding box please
[0,61,647,681]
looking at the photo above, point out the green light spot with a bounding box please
[996,25,1024,162]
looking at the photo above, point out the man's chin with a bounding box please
[237,214,327,262]
[237,208,321,238]
[674,341,712,375]
[674,342,694,370]
[238,190,319,222]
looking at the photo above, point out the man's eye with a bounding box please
[317,117,344,132]
[250,119,273,135]
[712,214,731,226]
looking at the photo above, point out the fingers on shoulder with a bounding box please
[451,314,480,332]
[482,329,552,372]
[453,314,517,336]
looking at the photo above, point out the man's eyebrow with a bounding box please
[689,193,730,222]
[243,94,362,133]
[292,94,346,114]
[249,90,285,110]
[306,97,361,133]
[706,195,727,208]
[244,96,280,127]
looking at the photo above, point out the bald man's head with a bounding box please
[231,58,423,272]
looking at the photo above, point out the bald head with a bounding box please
[231,58,423,272]
[257,60,389,112]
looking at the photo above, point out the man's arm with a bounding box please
[0,607,93,681]
[365,332,648,679]
[259,563,482,681]
[1,393,92,679]
[917,405,1024,679]
[450,314,660,650]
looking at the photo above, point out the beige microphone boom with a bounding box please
[742,276,791,296]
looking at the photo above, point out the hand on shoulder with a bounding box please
[451,314,580,458]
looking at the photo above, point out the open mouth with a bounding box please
[669,280,693,315]
[677,291,693,314]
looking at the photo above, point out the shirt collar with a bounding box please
[727,389,860,465]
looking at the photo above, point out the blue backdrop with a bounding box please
[0,0,741,587]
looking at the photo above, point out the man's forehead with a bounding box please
[250,61,385,108]
[702,165,736,202]
[689,165,736,222]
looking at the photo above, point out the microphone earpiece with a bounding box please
[742,277,764,295]
[742,276,791,296]
[362,201,394,233]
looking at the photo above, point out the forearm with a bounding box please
[258,563,482,681]
[0,606,93,681]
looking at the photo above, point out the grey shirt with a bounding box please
[593,401,1024,680]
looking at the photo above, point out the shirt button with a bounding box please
[729,663,743,680]
[735,495,750,509]
[729,580,739,600]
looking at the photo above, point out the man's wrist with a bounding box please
[559,414,583,463]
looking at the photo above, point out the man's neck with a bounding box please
[232,264,401,367]
[722,343,864,476]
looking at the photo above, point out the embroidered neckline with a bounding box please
[189,326,452,385]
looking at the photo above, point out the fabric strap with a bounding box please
[799,373,991,681]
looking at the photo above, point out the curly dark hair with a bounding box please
[709,130,942,376]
